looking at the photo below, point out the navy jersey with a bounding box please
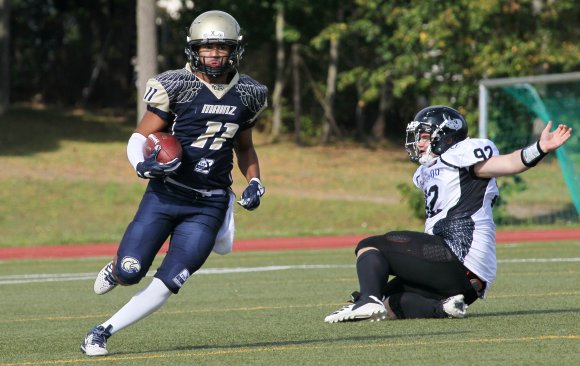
[142,66,268,189]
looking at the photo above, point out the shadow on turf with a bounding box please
[468,308,580,318]
[2,106,135,156]
[110,331,469,356]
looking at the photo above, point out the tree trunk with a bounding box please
[320,35,338,143]
[352,39,365,141]
[270,4,285,141]
[320,7,343,144]
[371,77,392,141]
[0,0,10,115]
[291,43,302,145]
[136,0,158,125]
[300,60,341,143]
[81,31,111,106]
[355,81,365,140]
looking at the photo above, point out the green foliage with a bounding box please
[487,89,536,150]
[337,0,580,135]
[493,175,528,225]
[10,0,136,106]
[8,0,580,140]
[396,182,426,220]
[297,114,320,140]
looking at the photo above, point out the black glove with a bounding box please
[136,145,181,179]
[237,178,265,211]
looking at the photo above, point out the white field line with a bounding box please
[0,264,354,285]
[0,259,579,285]
[498,258,580,263]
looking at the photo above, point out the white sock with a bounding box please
[101,278,172,335]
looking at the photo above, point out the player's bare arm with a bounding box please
[234,128,264,210]
[135,111,169,137]
[474,121,572,179]
[234,128,260,182]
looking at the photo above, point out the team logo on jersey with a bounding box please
[195,158,214,175]
[172,269,190,288]
[121,256,141,274]
[201,104,237,115]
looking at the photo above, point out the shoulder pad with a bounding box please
[442,138,499,167]
[153,68,204,104]
[236,74,269,114]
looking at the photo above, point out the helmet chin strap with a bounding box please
[419,145,437,167]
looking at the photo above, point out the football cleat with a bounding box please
[324,295,387,323]
[94,261,118,295]
[81,325,112,356]
[441,294,468,318]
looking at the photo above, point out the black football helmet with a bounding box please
[405,105,468,163]
[185,10,244,78]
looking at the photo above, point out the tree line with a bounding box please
[2,0,580,145]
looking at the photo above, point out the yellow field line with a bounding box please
[1,334,578,366]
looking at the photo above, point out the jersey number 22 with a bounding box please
[191,121,239,150]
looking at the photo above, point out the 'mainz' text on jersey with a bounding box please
[201,104,237,115]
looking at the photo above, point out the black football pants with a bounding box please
[355,230,478,319]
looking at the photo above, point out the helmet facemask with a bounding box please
[405,121,434,165]
[184,10,244,78]
[186,40,244,78]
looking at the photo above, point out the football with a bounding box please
[144,132,183,164]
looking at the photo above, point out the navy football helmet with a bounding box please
[405,105,468,164]
[185,10,244,78]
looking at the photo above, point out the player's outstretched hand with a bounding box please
[539,121,573,153]
[136,145,182,179]
[237,178,265,211]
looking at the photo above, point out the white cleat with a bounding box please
[94,261,118,295]
[325,295,387,323]
[442,294,468,318]
[81,325,112,356]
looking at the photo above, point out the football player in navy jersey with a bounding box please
[81,10,268,356]
[325,105,572,323]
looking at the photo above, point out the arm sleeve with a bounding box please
[127,133,147,170]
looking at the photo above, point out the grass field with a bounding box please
[1,241,579,365]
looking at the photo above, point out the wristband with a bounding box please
[250,177,262,185]
[249,177,265,196]
[520,141,547,167]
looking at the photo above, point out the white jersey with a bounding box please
[412,138,500,286]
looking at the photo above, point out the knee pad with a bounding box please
[114,255,147,285]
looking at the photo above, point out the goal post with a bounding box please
[478,72,580,138]
[478,72,580,223]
